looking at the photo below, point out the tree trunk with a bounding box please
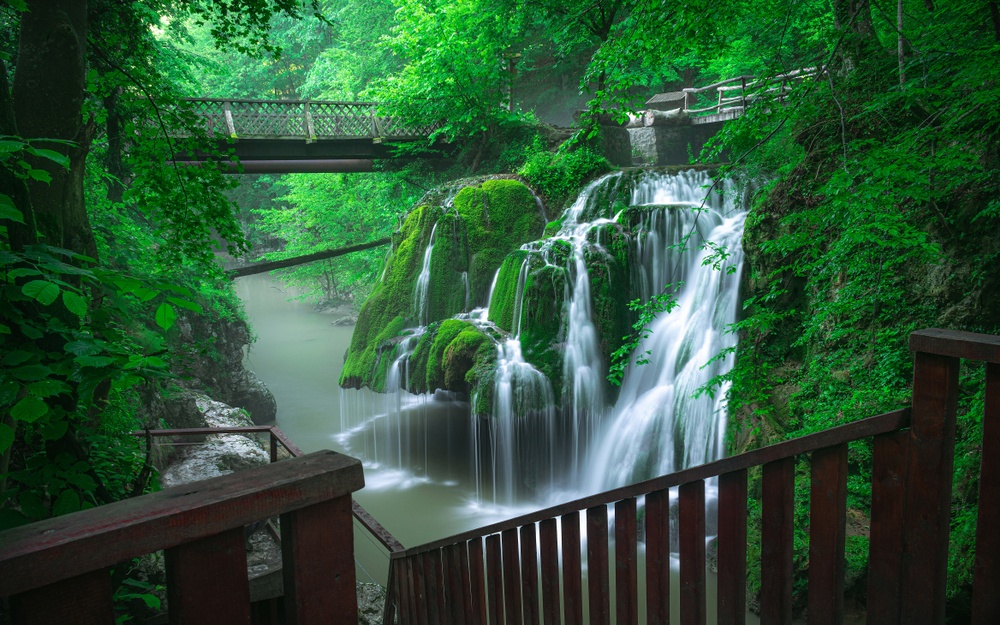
[12,0,97,259]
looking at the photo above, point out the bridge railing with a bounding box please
[682,67,819,120]
[385,328,999,625]
[0,449,365,624]
[182,98,441,141]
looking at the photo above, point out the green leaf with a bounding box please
[1,350,34,366]
[26,168,52,183]
[65,472,95,491]
[76,355,116,368]
[17,492,46,520]
[22,280,60,305]
[0,139,24,154]
[132,286,160,302]
[0,322,10,334]
[64,340,100,356]
[61,290,87,317]
[0,423,14,454]
[11,396,47,422]
[155,302,177,331]
[8,267,42,279]
[40,418,68,441]
[166,296,202,313]
[51,490,81,516]
[21,325,42,340]
[24,147,70,169]
[0,194,24,223]
[11,364,52,381]
[26,379,69,397]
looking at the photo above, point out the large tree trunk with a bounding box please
[12,0,97,259]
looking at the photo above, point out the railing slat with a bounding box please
[469,537,489,625]
[459,540,476,625]
[680,481,707,625]
[645,488,671,625]
[502,529,524,625]
[973,361,1000,624]
[413,554,429,625]
[587,505,611,625]
[165,527,250,625]
[395,559,411,625]
[562,511,584,625]
[761,457,795,625]
[718,470,747,625]
[281,495,357,625]
[425,549,445,625]
[9,568,113,625]
[867,429,907,624]
[807,445,848,625]
[899,350,960,625]
[520,524,540,625]
[487,534,505,625]
[539,518,561,625]
[444,544,466,625]
[615,498,639,625]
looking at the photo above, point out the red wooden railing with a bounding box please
[384,328,1000,625]
[0,450,364,624]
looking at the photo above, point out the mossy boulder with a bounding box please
[402,319,496,396]
[342,178,542,392]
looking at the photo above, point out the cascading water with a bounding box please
[413,222,438,327]
[337,168,748,511]
[584,173,747,492]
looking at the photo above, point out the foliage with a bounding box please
[518,138,611,208]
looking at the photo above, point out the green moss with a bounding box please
[426,320,473,391]
[487,250,528,332]
[443,329,491,390]
[585,223,631,366]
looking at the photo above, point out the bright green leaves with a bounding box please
[11,396,48,423]
[21,279,60,305]
[154,302,177,331]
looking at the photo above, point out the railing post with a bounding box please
[973,361,1000,624]
[8,569,114,625]
[281,494,358,625]
[898,343,960,625]
[223,101,237,139]
[165,527,251,625]
[303,100,316,144]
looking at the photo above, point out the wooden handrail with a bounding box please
[0,451,364,624]
[393,408,909,559]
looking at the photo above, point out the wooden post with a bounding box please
[166,528,251,625]
[898,345,960,625]
[224,101,237,139]
[807,445,848,625]
[8,569,114,625]
[761,457,794,625]
[281,495,358,625]
[717,470,747,625]
[303,100,316,143]
[867,429,909,625]
[972,362,1000,624]
[679,481,707,625]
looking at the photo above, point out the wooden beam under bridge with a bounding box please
[228,237,392,278]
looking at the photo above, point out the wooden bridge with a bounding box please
[173,98,450,173]
[1,327,996,624]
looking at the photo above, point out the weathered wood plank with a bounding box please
[502,529,524,625]
[539,518,561,625]
[458,541,475,625]
[973,361,1000,625]
[587,505,611,625]
[899,351,960,625]
[8,568,113,625]
[487,534,505,625]
[444,545,465,625]
[615,498,638,625]
[867,430,907,625]
[469,537,489,625]
[910,328,1000,364]
[425,549,445,625]
[165,527,250,625]
[520,524,540,625]
[679,481,707,625]
[413,553,429,625]
[396,410,908,559]
[761,457,795,625]
[807,445,847,625]
[645,489,671,625]
[562,512,583,625]
[280,495,357,625]
[717,470,747,625]
[0,451,363,596]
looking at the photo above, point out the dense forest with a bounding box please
[1,0,998,620]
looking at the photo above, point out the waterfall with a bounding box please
[413,222,438,326]
[584,175,746,491]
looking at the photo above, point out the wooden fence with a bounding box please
[385,328,1000,625]
[681,68,819,120]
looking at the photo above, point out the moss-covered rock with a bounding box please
[341,178,545,392]
[400,319,496,397]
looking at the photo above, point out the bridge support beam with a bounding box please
[175,159,376,174]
